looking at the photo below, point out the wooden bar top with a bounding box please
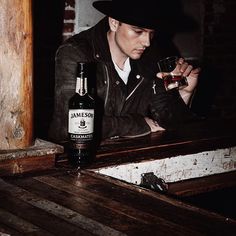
[88,118,236,197]
[93,118,236,167]
[0,169,236,235]
[0,118,236,235]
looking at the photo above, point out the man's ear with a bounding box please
[108,17,119,32]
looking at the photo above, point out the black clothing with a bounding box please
[49,17,194,142]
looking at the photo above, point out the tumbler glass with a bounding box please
[157,56,188,91]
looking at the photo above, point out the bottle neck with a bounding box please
[76,77,87,96]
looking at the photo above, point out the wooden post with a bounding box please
[0,0,33,149]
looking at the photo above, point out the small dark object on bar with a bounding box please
[140,172,168,193]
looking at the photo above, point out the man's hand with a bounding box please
[145,117,165,132]
[157,58,201,105]
[176,58,201,104]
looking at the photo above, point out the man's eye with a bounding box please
[134,30,142,34]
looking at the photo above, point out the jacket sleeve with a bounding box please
[150,80,197,129]
[101,114,151,139]
[48,43,87,143]
[49,42,151,142]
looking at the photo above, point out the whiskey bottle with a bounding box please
[68,62,95,167]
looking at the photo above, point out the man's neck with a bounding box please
[107,31,128,70]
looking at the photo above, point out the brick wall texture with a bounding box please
[63,0,76,40]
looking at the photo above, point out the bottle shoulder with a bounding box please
[69,93,94,109]
[69,92,94,100]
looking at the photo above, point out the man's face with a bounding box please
[114,22,155,60]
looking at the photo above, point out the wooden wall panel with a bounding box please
[0,0,33,149]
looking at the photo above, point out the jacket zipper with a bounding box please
[103,64,110,109]
[125,76,144,101]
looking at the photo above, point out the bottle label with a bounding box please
[68,109,94,136]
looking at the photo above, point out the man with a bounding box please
[49,0,200,142]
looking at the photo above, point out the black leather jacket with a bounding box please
[49,17,195,142]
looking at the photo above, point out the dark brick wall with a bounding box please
[202,0,236,119]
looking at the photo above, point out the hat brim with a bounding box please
[93,1,198,32]
[93,1,112,17]
[93,1,159,29]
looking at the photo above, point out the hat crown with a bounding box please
[93,0,163,29]
[93,0,198,31]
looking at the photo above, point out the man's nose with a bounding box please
[142,33,151,47]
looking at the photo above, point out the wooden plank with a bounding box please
[2,177,175,236]
[0,178,131,236]
[168,171,236,196]
[0,0,33,149]
[93,136,236,168]
[57,135,236,174]
[0,154,55,176]
[93,147,236,183]
[34,175,201,236]
[56,119,236,169]
[0,185,93,236]
[98,118,236,153]
[0,208,52,236]
[79,171,236,235]
[0,222,23,236]
[94,119,236,165]
[0,139,63,176]
[28,170,236,235]
[1,169,236,235]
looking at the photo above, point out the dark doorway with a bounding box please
[33,0,65,140]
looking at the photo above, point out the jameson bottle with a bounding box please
[68,62,95,167]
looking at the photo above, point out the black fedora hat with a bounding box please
[93,0,198,31]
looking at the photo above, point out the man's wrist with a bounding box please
[179,90,193,105]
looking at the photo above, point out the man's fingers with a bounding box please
[182,65,193,77]
[191,67,201,74]
[187,67,201,79]
[156,72,169,79]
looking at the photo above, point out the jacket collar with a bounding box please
[91,17,112,63]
